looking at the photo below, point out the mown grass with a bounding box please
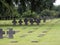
[0,18,60,45]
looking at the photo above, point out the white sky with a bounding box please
[54,0,60,5]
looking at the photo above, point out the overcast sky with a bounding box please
[54,0,60,5]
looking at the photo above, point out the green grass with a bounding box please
[0,18,60,45]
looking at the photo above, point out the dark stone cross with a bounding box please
[29,18,34,25]
[0,29,5,39]
[36,18,40,25]
[18,19,23,25]
[12,19,17,25]
[7,28,15,39]
[24,18,28,25]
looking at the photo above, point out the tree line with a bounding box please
[1,0,60,20]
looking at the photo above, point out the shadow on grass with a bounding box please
[0,24,45,27]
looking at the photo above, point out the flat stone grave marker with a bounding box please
[38,33,46,37]
[31,40,39,43]
[15,31,20,33]
[33,28,38,29]
[28,31,34,33]
[42,30,48,33]
[22,27,27,29]
[10,40,18,43]
[7,28,15,39]
[47,27,51,30]
[0,28,5,39]
[20,34,27,38]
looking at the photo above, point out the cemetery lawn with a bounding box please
[0,18,60,45]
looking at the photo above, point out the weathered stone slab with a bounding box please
[10,40,18,43]
[20,34,27,38]
[38,33,46,37]
[28,31,34,33]
[42,30,48,33]
[31,40,39,43]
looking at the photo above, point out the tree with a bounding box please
[0,0,14,19]
[40,9,59,19]
[29,0,56,13]
[52,5,60,18]
[0,0,56,19]
[22,10,37,18]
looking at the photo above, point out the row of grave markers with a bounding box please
[12,18,46,25]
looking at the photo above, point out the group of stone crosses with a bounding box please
[0,28,15,39]
[12,17,46,25]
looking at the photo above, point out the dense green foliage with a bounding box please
[0,0,58,20]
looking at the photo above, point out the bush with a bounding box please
[40,9,59,19]
[22,10,37,18]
